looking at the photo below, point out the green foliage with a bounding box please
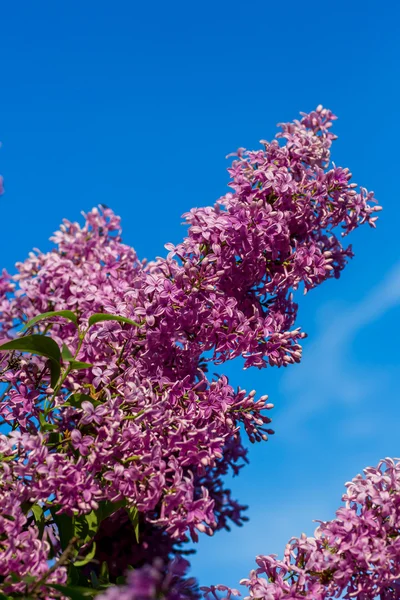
[62,343,75,361]
[50,500,136,586]
[23,310,78,330]
[38,412,59,431]
[88,313,141,327]
[96,498,127,521]
[62,393,99,408]
[50,508,74,551]
[75,543,97,568]
[31,504,45,539]
[0,310,140,390]
[126,505,140,543]
[62,343,92,369]
[0,309,146,598]
[67,360,93,370]
[48,584,97,599]
[0,335,61,387]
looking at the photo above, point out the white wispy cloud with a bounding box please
[192,263,400,588]
[279,261,400,433]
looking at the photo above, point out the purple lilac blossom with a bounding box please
[0,106,381,594]
[96,557,198,600]
[201,458,400,600]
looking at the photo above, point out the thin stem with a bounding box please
[29,535,79,594]
[47,328,88,412]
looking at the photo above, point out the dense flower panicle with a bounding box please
[0,476,66,592]
[0,107,380,593]
[228,458,400,600]
[96,557,199,600]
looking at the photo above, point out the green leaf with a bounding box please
[88,313,141,328]
[67,563,88,586]
[39,412,58,432]
[48,431,62,445]
[41,423,59,432]
[99,561,110,584]
[21,501,34,514]
[50,500,127,572]
[0,335,61,388]
[96,498,126,523]
[90,570,100,589]
[50,507,74,551]
[125,506,140,543]
[23,310,78,330]
[61,344,93,370]
[31,504,45,539]
[2,514,15,522]
[50,508,100,553]
[62,343,74,361]
[68,360,93,371]
[123,455,140,464]
[63,393,98,409]
[74,511,99,543]
[48,584,96,600]
[74,541,97,567]
[0,453,15,463]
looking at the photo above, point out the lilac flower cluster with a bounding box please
[207,458,400,600]
[0,106,380,595]
[0,476,67,593]
[96,557,198,600]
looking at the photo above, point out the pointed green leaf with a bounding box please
[31,504,45,539]
[125,506,140,543]
[61,345,93,370]
[62,343,74,361]
[2,514,15,522]
[50,507,74,551]
[23,310,78,330]
[68,360,93,371]
[67,563,86,586]
[0,453,15,463]
[74,511,99,543]
[96,498,126,522]
[62,393,98,409]
[48,431,62,445]
[21,501,34,514]
[88,313,141,328]
[99,561,110,584]
[50,508,100,553]
[0,335,61,387]
[48,584,96,600]
[39,412,58,432]
[90,569,100,589]
[41,423,59,432]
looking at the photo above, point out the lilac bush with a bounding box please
[0,106,383,598]
[95,557,199,600]
[201,458,400,600]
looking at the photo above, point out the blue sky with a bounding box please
[1,0,399,590]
